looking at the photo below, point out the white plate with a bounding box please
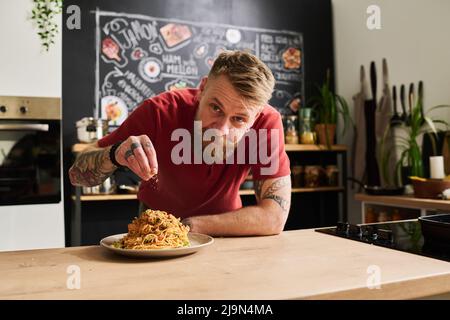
[100,232,214,258]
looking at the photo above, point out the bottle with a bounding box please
[299,108,317,144]
[285,115,299,144]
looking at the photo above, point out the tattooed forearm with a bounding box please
[254,176,291,213]
[254,180,264,201]
[262,176,290,196]
[69,146,116,187]
[264,194,290,213]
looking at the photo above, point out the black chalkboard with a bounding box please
[62,0,334,245]
[97,11,304,127]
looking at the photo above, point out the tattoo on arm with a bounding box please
[264,194,290,213]
[254,176,291,213]
[254,180,264,202]
[69,147,116,187]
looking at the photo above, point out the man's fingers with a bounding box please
[125,152,148,181]
[114,135,157,180]
[140,136,158,175]
[131,143,152,180]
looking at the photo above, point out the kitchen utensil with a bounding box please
[390,85,402,126]
[400,84,408,124]
[418,80,425,125]
[418,214,450,247]
[100,232,214,258]
[347,177,404,196]
[407,83,415,125]
[76,117,108,143]
[370,61,377,104]
[82,177,115,195]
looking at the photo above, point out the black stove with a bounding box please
[315,220,450,263]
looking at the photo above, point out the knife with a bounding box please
[418,81,424,124]
[370,61,377,109]
[400,84,407,124]
[408,83,415,125]
[390,85,401,126]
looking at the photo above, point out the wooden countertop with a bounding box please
[355,193,450,211]
[1,229,449,300]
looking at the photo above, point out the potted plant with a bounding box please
[309,70,353,148]
[379,98,450,186]
[30,0,63,51]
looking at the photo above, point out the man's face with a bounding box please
[195,75,262,151]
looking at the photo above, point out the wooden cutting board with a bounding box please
[443,131,450,175]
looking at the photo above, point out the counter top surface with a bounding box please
[355,193,450,211]
[1,229,449,300]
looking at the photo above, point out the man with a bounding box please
[69,50,291,236]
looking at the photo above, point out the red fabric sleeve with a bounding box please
[251,110,291,180]
[97,99,158,148]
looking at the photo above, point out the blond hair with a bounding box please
[208,50,275,107]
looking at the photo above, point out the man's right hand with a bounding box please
[114,135,158,181]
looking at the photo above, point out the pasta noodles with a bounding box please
[113,209,190,250]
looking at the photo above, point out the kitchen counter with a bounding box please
[355,193,450,212]
[1,229,450,300]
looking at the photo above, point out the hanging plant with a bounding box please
[31,0,63,51]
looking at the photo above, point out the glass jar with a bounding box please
[325,165,339,186]
[299,108,316,145]
[285,115,299,144]
[291,165,304,187]
[304,165,323,187]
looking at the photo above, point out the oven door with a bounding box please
[0,120,61,205]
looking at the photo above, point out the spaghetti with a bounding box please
[113,209,190,250]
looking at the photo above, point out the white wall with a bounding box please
[332,0,450,222]
[0,0,61,96]
[0,0,64,250]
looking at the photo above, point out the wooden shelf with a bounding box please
[355,193,450,212]
[239,186,344,196]
[285,144,347,152]
[73,143,348,154]
[72,194,138,201]
[73,187,345,201]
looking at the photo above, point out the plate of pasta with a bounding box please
[100,209,214,258]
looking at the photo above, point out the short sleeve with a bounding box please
[250,110,291,180]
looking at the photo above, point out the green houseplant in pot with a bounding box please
[309,70,353,148]
[30,0,63,51]
[379,97,450,186]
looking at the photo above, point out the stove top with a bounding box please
[315,220,450,263]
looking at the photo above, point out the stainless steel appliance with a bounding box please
[76,117,107,143]
[0,96,64,251]
[0,96,61,205]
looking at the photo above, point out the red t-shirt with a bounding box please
[98,88,290,218]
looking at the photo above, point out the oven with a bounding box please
[0,96,61,205]
[0,96,64,251]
